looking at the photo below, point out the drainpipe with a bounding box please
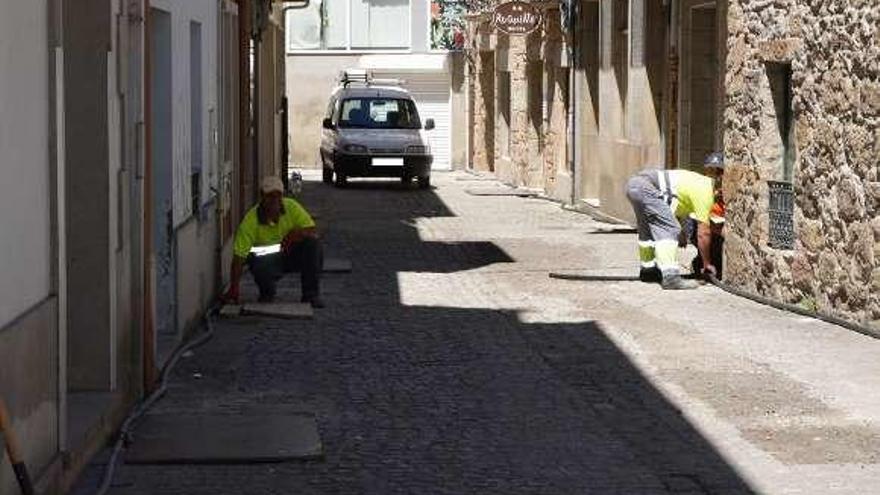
[49,0,68,455]
[281,95,289,189]
[253,20,260,195]
[567,0,579,205]
[281,0,310,15]
[281,0,310,190]
[666,0,679,169]
[239,0,250,218]
[251,0,272,197]
[143,0,157,392]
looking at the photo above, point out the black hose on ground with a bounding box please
[549,273,641,282]
[93,302,220,495]
[704,274,879,340]
[548,272,700,282]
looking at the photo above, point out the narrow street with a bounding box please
[4,2,878,494]
[72,172,880,494]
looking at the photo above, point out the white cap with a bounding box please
[260,176,284,195]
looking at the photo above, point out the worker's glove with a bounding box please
[221,284,240,304]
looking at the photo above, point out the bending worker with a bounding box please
[222,176,325,307]
[625,167,717,290]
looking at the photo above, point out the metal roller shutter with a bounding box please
[373,71,451,171]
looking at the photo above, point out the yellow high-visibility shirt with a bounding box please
[669,170,715,224]
[233,197,315,258]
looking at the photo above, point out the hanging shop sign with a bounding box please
[493,1,542,36]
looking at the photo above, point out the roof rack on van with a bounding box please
[339,69,368,87]
[338,69,405,88]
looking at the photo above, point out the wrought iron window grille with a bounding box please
[768,180,795,250]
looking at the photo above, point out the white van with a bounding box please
[320,71,435,189]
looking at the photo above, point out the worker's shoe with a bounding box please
[258,291,276,303]
[639,267,662,283]
[661,274,699,290]
[302,295,325,309]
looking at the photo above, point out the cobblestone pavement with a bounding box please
[73,172,880,494]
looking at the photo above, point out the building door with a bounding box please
[374,71,453,170]
[680,2,721,165]
[149,8,176,357]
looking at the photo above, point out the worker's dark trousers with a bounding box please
[247,237,323,300]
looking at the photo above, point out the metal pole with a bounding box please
[281,95,289,189]
[143,0,157,392]
[568,0,579,205]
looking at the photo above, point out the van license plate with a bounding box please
[372,157,404,166]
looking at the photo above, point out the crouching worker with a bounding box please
[625,168,717,290]
[222,176,325,307]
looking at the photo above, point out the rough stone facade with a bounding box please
[469,18,496,173]
[724,0,880,328]
[466,3,571,199]
[540,12,570,198]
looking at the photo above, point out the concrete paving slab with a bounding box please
[323,258,352,273]
[125,413,322,464]
[239,279,344,302]
[242,302,313,319]
[218,305,242,318]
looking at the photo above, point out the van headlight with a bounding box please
[343,144,368,154]
[406,145,430,154]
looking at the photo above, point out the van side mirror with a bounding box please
[322,118,334,130]
[424,118,435,131]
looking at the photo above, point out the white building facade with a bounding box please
[0,0,244,492]
[0,0,64,490]
[285,0,468,171]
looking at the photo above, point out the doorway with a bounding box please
[680,1,722,165]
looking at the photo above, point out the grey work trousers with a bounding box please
[625,171,681,273]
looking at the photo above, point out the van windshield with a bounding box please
[338,98,422,129]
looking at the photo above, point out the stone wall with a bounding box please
[467,17,495,172]
[724,0,880,328]
[542,9,572,200]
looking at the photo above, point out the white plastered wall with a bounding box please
[150,0,220,227]
[150,0,222,342]
[0,0,52,328]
